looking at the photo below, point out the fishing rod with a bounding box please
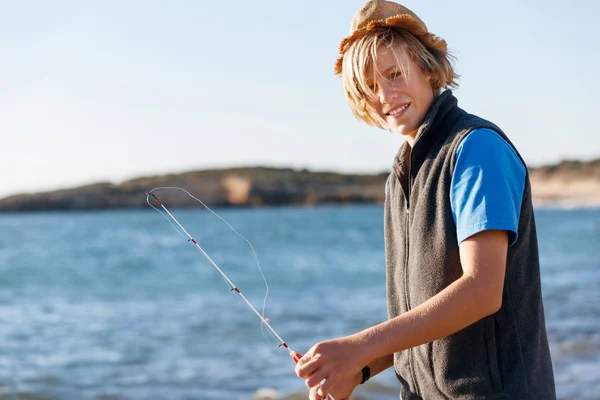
[146,187,303,365]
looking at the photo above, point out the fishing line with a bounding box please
[146,187,302,363]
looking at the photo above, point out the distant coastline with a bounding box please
[528,159,600,207]
[1,160,599,212]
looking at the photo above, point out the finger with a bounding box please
[320,391,336,400]
[298,344,319,365]
[296,357,321,378]
[295,349,314,375]
[309,386,322,400]
[297,352,311,366]
[326,386,348,400]
[305,367,328,388]
[318,375,340,398]
[312,387,339,400]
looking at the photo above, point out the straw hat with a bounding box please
[334,0,447,75]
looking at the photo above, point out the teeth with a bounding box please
[389,104,409,116]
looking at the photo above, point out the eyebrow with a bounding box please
[366,66,398,86]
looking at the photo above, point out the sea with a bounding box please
[0,204,598,400]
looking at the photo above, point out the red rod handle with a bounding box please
[290,351,302,364]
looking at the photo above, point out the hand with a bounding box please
[308,372,362,400]
[295,334,369,397]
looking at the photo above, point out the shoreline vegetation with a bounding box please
[2,159,599,212]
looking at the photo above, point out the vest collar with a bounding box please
[393,90,458,181]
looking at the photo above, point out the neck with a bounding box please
[404,132,417,147]
[404,91,448,148]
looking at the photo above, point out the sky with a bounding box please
[1,0,598,198]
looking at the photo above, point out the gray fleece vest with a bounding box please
[384,91,556,399]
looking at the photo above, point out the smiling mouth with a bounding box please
[386,103,410,117]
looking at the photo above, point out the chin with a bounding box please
[393,126,409,136]
[394,124,418,137]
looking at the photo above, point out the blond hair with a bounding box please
[341,28,459,129]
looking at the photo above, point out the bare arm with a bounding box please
[297,229,508,396]
[363,229,507,358]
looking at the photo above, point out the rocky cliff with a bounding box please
[0,167,389,212]
[1,160,599,212]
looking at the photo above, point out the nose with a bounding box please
[377,81,397,105]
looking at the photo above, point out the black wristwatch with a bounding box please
[360,365,370,384]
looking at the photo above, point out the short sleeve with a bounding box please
[450,128,526,246]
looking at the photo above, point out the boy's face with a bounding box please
[366,46,435,142]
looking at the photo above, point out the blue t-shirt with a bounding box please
[450,128,526,246]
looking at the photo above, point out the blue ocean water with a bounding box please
[0,205,598,400]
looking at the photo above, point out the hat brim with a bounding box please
[334,14,447,75]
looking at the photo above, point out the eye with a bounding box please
[389,71,402,80]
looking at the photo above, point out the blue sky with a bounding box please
[1,0,598,197]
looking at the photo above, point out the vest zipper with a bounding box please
[404,162,421,397]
